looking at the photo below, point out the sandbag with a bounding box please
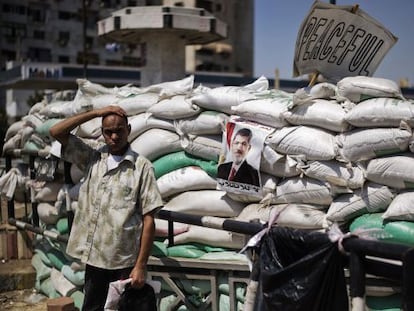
[152,151,217,179]
[163,190,245,217]
[336,124,411,162]
[336,76,403,103]
[157,166,217,198]
[345,97,414,128]
[147,95,201,120]
[382,191,414,221]
[173,225,246,249]
[174,111,228,136]
[130,129,181,161]
[301,160,365,189]
[128,113,175,142]
[231,89,292,128]
[180,134,222,161]
[366,153,414,189]
[326,183,394,224]
[154,219,189,237]
[266,126,336,161]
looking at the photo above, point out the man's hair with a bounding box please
[102,112,129,126]
[234,128,252,142]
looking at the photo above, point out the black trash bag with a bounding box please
[118,283,157,311]
[258,226,348,311]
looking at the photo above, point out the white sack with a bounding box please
[326,182,394,223]
[163,190,245,217]
[283,99,350,132]
[115,92,159,116]
[180,134,222,161]
[301,160,365,189]
[173,225,246,249]
[128,113,175,142]
[336,123,412,162]
[336,76,403,103]
[345,97,414,128]
[365,154,414,189]
[154,218,189,237]
[157,166,217,198]
[174,111,228,136]
[382,191,414,221]
[147,95,201,120]
[265,126,336,160]
[38,202,61,225]
[130,129,181,161]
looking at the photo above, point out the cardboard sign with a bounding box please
[293,1,398,82]
[217,116,272,197]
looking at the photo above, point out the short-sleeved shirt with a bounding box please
[62,135,163,269]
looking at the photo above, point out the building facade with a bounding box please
[0,0,253,76]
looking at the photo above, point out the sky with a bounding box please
[254,0,414,86]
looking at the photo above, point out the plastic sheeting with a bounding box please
[255,226,348,311]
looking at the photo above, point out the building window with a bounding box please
[77,51,99,65]
[58,55,70,63]
[58,31,70,46]
[86,36,94,49]
[196,0,213,13]
[127,0,137,5]
[122,56,143,67]
[28,47,52,62]
[58,11,75,20]
[28,8,47,23]
[33,30,45,40]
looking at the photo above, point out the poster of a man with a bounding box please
[217,118,270,197]
[217,127,260,186]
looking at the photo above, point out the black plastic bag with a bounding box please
[118,283,157,311]
[257,226,348,311]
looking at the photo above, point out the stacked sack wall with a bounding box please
[2,74,414,310]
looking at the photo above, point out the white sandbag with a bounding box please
[157,166,217,198]
[260,150,301,178]
[231,90,292,128]
[70,164,84,184]
[301,160,365,189]
[265,126,336,160]
[74,117,102,138]
[190,76,268,114]
[130,128,181,161]
[345,97,414,128]
[128,113,175,142]
[227,172,278,203]
[269,176,333,206]
[236,203,326,230]
[309,82,337,99]
[115,92,159,115]
[365,154,414,189]
[34,181,62,202]
[180,134,222,161]
[154,218,189,237]
[163,190,245,217]
[283,99,350,132]
[173,225,246,249]
[326,182,394,223]
[38,202,61,225]
[336,76,403,103]
[39,99,91,118]
[174,111,228,136]
[22,113,45,129]
[382,191,414,221]
[3,133,22,153]
[336,123,412,162]
[140,75,194,98]
[147,95,201,120]
[19,126,34,147]
[76,78,117,96]
[50,268,77,297]
[5,120,25,141]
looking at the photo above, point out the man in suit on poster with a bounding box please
[217,127,260,187]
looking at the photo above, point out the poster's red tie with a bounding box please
[228,167,236,181]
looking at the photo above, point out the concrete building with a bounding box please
[0,0,253,76]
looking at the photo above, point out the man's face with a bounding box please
[102,114,131,155]
[231,134,250,165]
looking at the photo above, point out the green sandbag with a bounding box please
[39,277,60,298]
[61,264,85,286]
[31,253,52,281]
[46,248,71,270]
[153,151,217,179]
[151,240,168,257]
[34,248,53,267]
[167,244,206,258]
[350,213,414,246]
[384,221,414,246]
[366,294,402,310]
[56,218,69,234]
[35,119,62,138]
[70,290,85,310]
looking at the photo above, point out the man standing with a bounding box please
[217,127,260,186]
[50,105,163,311]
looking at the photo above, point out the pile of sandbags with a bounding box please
[3,74,414,310]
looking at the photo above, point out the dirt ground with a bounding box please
[0,289,48,311]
